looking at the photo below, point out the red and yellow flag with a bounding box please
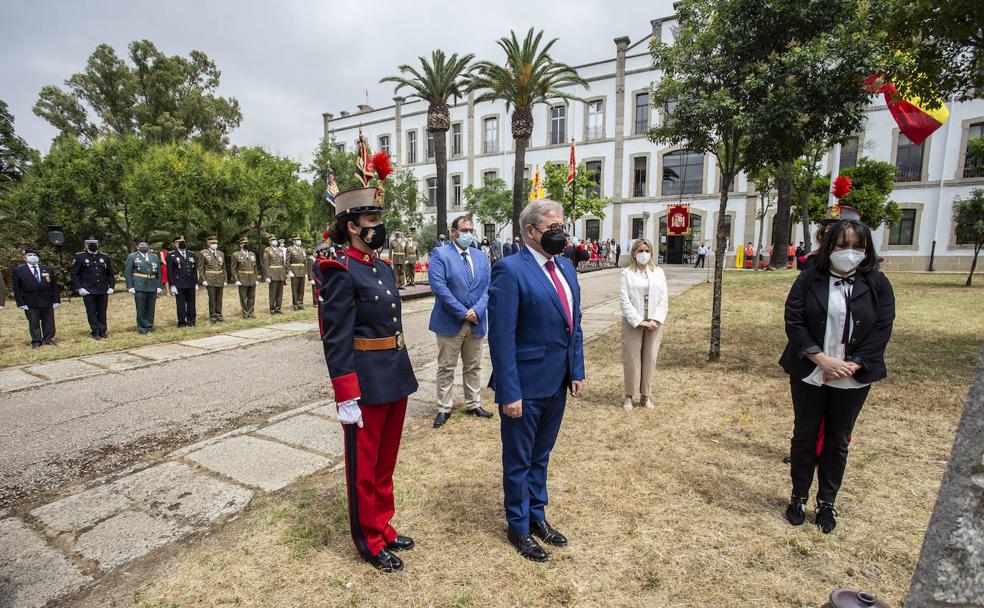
[566,141,576,185]
[866,75,949,145]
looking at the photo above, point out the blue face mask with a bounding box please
[456,233,474,248]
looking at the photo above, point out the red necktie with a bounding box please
[544,260,573,334]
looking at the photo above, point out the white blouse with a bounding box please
[803,273,870,389]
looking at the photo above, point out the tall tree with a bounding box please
[805,158,902,228]
[382,50,474,239]
[381,168,424,235]
[0,99,39,194]
[34,41,242,150]
[464,176,513,238]
[542,161,608,230]
[469,30,587,235]
[953,188,984,287]
[307,137,361,234]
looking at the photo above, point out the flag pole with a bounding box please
[570,138,577,237]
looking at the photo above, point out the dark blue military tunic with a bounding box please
[70,251,116,294]
[319,246,418,405]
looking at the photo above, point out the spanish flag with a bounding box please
[866,75,949,145]
[529,165,545,200]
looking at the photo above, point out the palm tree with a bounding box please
[382,50,474,239]
[469,29,587,235]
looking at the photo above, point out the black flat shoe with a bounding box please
[815,501,838,534]
[531,520,567,547]
[785,495,807,526]
[369,548,403,572]
[507,528,548,562]
[433,412,451,428]
[387,535,415,551]
[465,406,494,419]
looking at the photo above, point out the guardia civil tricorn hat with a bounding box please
[330,131,393,217]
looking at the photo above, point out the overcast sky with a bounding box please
[1,0,675,172]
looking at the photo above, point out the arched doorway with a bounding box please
[659,213,702,264]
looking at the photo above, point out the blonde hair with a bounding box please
[630,238,657,270]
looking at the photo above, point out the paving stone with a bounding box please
[263,321,318,333]
[30,485,131,534]
[127,343,205,361]
[267,400,332,423]
[74,510,181,571]
[112,462,253,524]
[168,425,259,457]
[257,414,344,457]
[23,359,102,382]
[179,334,250,350]
[185,436,330,492]
[79,351,150,371]
[226,327,290,341]
[0,517,91,608]
[0,368,44,392]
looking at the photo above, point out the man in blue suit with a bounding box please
[428,215,494,428]
[488,199,585,562]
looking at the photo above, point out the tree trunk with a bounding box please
[757,193,766,270]
[800,203,812,253]
[709,181,732,362]
[968,244,981,287]
[512,137,528,238]
[769,165,793,269]
[432,126,449,239]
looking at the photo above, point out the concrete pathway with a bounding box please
[0,268,707,608]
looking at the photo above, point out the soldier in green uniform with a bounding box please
[286,234,310,311]
[405,227,419,287]
[229,237,258,319]
[262,234,288,314]
[0,267,6,310]
[390,230,407,289]
[198,236,226,323]
[124,237,163,334]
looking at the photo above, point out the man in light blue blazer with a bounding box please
[428,215,494,429]
[488,199,585,563]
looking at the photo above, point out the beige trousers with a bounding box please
[621,318,664,399]
[435,322,484,413]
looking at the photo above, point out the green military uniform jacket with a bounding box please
[286,245,309,278]
[124,251,163,292]
[0,270,6,307]
[198,249,226,285]
[261,246,288,281]
[229,250,258,286]
[390,236,407,264]
[405,236,419,263]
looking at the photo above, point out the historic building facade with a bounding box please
[323,17,984,271]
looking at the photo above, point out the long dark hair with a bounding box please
[325,213,354,245]
[814,220,879,273]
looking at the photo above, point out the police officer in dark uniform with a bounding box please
[319,149,418,573]
[70,236,116,340]
[165,235,199,327]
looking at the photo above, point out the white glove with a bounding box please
[265,277,271,283]
[170,286,178,295]
[0,305,4,310]
[128,288,136,294]
[287,271,295,278]
[156,288,163,295]
[309,280,315,285]
[106,288,114,294]
[194,284,199,291]
[235,280,242,286]
[337,400,363,427]
[52,303,60,308]
[20,305,29,310]
[78,288,90,296]
[201,280,208,286]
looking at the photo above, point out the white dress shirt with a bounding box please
[803,273,869,389]
[453,241,475,275]
[527,245,573,311]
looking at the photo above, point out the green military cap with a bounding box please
[206,235,218,243]
[291,234,302,240]
[238,236,249,245]
[267,234,278,241]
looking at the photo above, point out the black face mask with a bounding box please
[358,222,387,250]
[536,227,568,256]
[86,244,98,253]
[177,242,187,250]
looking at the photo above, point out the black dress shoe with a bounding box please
[433,412,451,428]
[785,495,807,526]
[814,501,838,534]
[387,535,415,551]
[531,520,567,547]
[42,339,55,346]
[507,528,549,562]
[31,344,41,349]
[465,406,494,419]
[369,548,404,572]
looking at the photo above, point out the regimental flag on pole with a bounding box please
[865,75,949,145]
[529,165,545,200]
[567,140,576,185]
[355,130,372,187]
[324,164,339,207]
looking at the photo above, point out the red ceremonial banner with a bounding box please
[667,204,690,236]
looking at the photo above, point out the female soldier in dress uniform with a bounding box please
[319,147,418,572]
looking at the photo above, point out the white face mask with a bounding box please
[270,240,279,247]
[830,249,865,274]
[209,244,218,251]
[635,251,651,266]
[293,240,302,247]
[26,255,39,265]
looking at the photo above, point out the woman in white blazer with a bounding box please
[618,238,668,410]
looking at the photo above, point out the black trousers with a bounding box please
[790,378,871,503]
[134,290,157,333]
[24,307,56,346]
[175,287,197,326]
[694,254,706,268]
[82,293,109,336]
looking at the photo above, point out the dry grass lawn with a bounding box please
[0,285,316,368]
[130,272,982,608]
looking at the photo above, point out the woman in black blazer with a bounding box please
[779,220,895,533]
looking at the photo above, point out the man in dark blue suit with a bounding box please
[11,248,61,348]
[428,215,494,428]
[488,199,585,562]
